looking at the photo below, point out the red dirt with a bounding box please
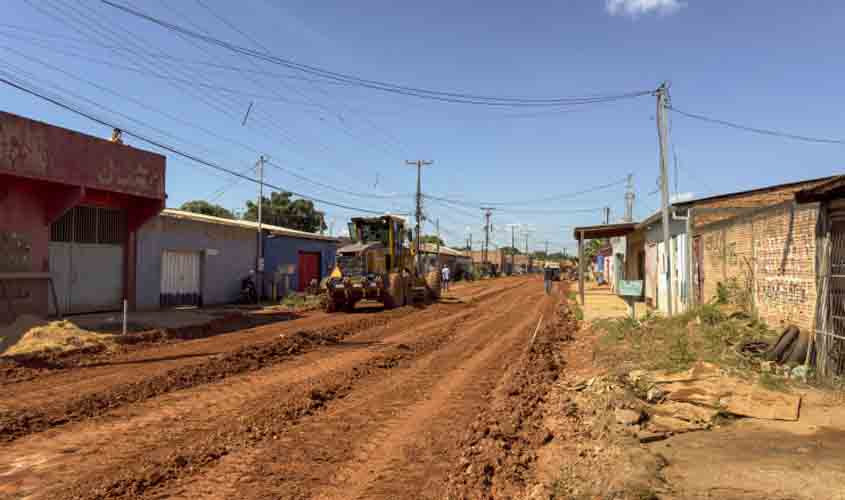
[0,277,575,500]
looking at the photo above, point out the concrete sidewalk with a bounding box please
[579,283,641,322]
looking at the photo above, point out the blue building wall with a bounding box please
[263,234,337,295]
[135,215,257,310]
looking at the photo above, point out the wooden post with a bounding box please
[578,231,585,306]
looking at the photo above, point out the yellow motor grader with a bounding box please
[323,214,440,312]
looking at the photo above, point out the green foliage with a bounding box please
[179,200,235,219]
[698,303,725,326]
[759,372,790,392]
[420,235,445,246]
[593,304,780,375]
[244,191,326,233]
[500,246,521,255]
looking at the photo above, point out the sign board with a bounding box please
[618,280,643,297]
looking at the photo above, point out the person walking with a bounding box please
[543,264,554,295]
[441,264,450,292]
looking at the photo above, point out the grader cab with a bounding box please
[324,214,439,312]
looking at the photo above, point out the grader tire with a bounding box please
[383,273,403,309]
[425,270,442,301]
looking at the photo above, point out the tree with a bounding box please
[500,246,522,255]
[180,200,235,219]
[420,235,445,246]
[585,238,609,259]
[244,191,326,233]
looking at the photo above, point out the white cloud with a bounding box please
[605,0,686,17]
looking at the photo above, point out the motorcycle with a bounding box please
[240,272,258,304]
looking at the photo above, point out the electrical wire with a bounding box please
[668,106,845,145]
[266,160,409,200]
[99,0,654,107]
[422,177,629,209]
[0,74,390,215]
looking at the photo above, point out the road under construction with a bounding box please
[0,276,576,500]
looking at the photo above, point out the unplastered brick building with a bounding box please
[677,176,834,332]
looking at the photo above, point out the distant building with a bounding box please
[135,209,338,309]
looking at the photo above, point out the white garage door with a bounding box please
[161,250,202,307]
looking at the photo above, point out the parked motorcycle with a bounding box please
[240,272,258,304]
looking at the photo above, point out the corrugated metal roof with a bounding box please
[419,243,471,258]
[160,209,340,242]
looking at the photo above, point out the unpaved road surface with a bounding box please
[0,277,575,499]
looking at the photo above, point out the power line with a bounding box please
[266,160,409,200]
[99,0,654,107]
[32,0,401,196]
[421,177,628,209]
[669,106,845,145]
[0,74,390,215]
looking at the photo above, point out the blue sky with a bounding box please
[2,0,844,253]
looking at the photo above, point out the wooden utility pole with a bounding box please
[578,230,585,305]
[436,218,441,255]
[406,160,432,274]
[656,82,674,317]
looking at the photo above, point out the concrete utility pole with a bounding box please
[624,174,635,223]
[603,207,611,225]
[545,240,550,258]
[507,224,519,275]
[481,208,494,268]
[656,82,674,317]
[406,160,432,274]
[256,155,265,302]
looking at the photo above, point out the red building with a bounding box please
[0,111,166,323]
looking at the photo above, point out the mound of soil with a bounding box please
[0,315,392,444]
[445,301,576,499]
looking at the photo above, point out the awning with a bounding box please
[572,222,637,240]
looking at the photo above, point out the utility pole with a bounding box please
[406,160,433,274]
[545,240,549,258]
[481,208,494,269]
[603,206,611,225]
[256,155,265,302]
[508,224,518,275]
[656,82,674,316]
[436,218,441,255]
[624,173,635,223]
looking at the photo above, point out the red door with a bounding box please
[298,252,321,291]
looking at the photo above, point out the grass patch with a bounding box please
[280,293,323,310]
[593,304,780,376]
[759,371,790,392]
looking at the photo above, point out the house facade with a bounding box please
[0,111,166,323]
[135,209,338,310]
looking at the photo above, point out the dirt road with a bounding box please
[0,277,575,499]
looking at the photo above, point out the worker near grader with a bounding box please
[543,264,554,295]
[441,264,450,292]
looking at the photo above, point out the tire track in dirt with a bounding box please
[445,289,577,499]
[0,281,522,446]
[0,280,529,499]
[157,280,549,500]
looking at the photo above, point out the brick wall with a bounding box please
[696,202,819,332]
[693,178,831,227]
